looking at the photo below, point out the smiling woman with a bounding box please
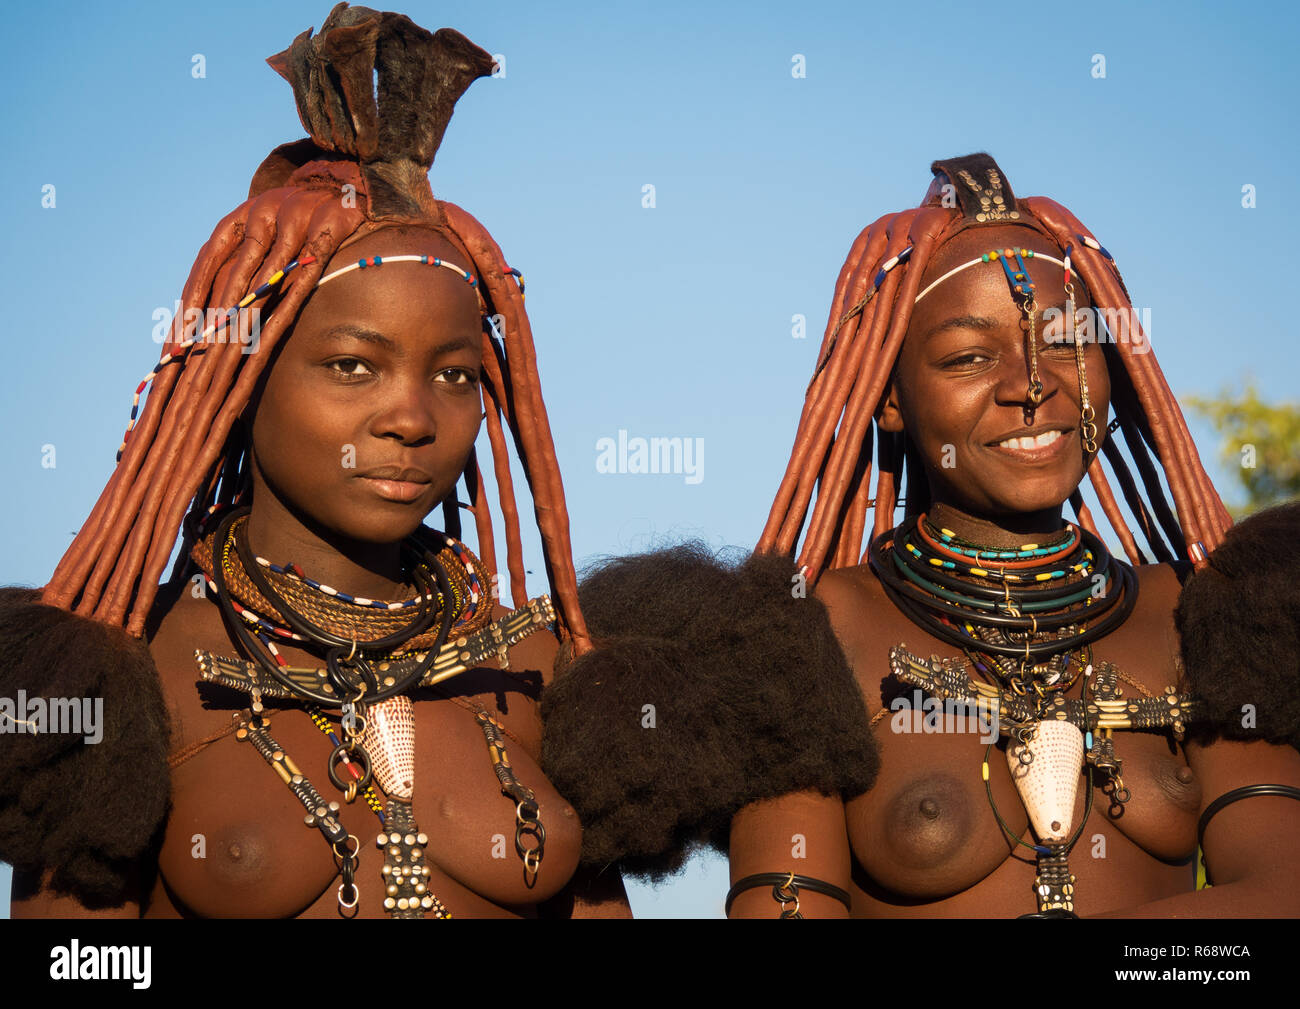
[0,3,624,919]
[878,225,1112,522]
[721,152,1300,918]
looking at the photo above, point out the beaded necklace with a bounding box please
[872,515,1135,666]
[190,505,553,917]
[873,512,1197,916]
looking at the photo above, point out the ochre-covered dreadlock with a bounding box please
[40,3,591,655]
[758,159,1231,583]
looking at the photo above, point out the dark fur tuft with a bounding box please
[0,588,170,906]
[541,545,878,880]
[1176,502,1300,750]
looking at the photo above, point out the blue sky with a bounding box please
[2,0,1296,918]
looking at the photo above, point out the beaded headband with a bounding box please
[118,252,519,458]
[915,247,1066,304]
[828,231,1116,343]
[823,232,1114,452]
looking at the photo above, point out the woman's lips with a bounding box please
[986,428,1073,464]
[356,476,431,503]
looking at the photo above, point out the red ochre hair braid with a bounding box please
[41,162,590,657]
[41,7,592,655]
[757,195,1229,585]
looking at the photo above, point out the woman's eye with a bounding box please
[944,353,992,367]
[326,358,373,377]
[435,368,479,386]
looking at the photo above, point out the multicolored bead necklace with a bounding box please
[250,529,484,617]
[876,511,1200,915]
[190,509,487,677]
[194,505,548,918]
[872,515,1134,664]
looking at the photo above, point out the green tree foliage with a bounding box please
[1186,382,1300,516]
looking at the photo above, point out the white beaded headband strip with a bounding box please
[118,252,516,459]
[914,249,1067,304]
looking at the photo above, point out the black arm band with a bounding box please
[1197,783,1300,886]
[724,872,852,917]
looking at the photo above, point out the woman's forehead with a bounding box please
[921,223,1061,281]
[910,222,1092,315]
[289,234,484,340]
[901,224,1090,351]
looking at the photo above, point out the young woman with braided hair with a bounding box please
[1,4,629,918]
[721,154,1300,917]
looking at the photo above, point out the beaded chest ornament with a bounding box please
[876,516,1198,916]
[194,508,554,918]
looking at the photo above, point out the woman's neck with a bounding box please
[927,501,1070,550]
[243,493,413,603]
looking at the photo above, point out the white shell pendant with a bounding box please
[362,695,417,800]
[1006,719,1085,842]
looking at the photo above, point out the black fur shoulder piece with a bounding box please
[1175,501,1300,751]
[0,588,171,907]
[540,544,878,881]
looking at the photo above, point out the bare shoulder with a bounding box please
[815,564,875,605]
[1092,560,1189,694]
[491,600,559,684]
[142,579,245,752]
[813,564,891,670]
[147,579,223,653]
[1132,560,1187,606]
[145,579,239,699]
[426,600,558,757]
[1124,560,1188,647]
[815,563,885,621]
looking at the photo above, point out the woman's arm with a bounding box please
[721,568,874,919]
[1092,738,1300,917]
[727,790,852,919]
[541,866,633,918]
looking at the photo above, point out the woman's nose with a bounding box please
[370,379,438,445]
[991,333,1062,421]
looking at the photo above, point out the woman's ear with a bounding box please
[878,374,906,434]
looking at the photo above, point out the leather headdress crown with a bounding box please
[249,2,495,221]
[917,151,1061,244]
[922,152,1020,222]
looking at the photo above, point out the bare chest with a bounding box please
[840,571,1201,911]
[153,698,577,917]
[146,599,579,918]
